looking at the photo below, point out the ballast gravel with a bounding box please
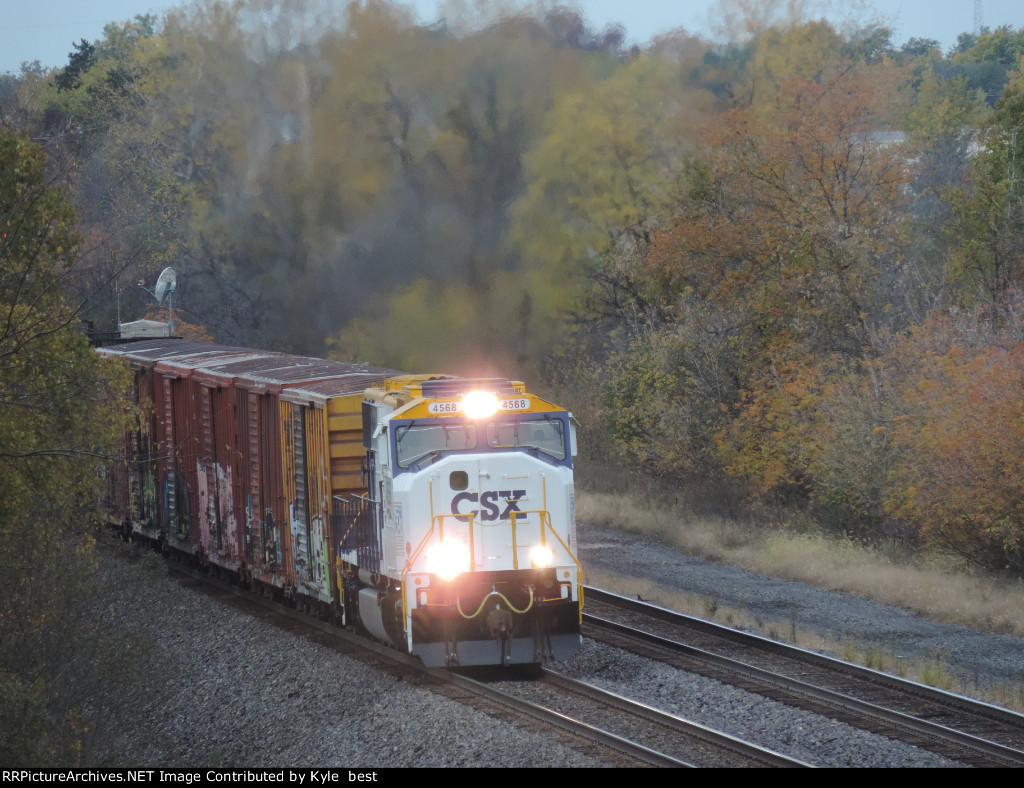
[577,522,1024,694]
[92,551,603,768]
[90,522,1024,768]
[551,639,961,767]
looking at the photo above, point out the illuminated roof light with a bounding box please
[462,390,499,420]
[530,544,555,568]
[426,538,471,581]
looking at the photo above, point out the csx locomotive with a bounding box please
[99,339,582,667]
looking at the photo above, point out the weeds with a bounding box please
[862,646,886,672]
[920,661,955,691]
[840,639,859,664]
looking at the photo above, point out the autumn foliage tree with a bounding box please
[649,64,911,354]
[885,324,1024,571]
[0,133,136,764]
[630,61,912,514]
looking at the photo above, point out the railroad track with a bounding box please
[486,668,809,767]
[164,562,805,767]
[584,586,1024,768]
[442,666,808,767]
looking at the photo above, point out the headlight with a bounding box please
[529,544,555,568]
[462,390,499,419]
[426,538,471,581]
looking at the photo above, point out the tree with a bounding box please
[504,48,709,371]
[950,25,1024,106]
[54,40,96,92]
[0,132,136,764]
[885,328,1024,571]
[942,62,1024,324]
[601,294,742,479]
[635,60,913,507]
[648,63,912,357]
[329,6,638,372]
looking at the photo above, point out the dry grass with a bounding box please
[578,491,1024,637]
[756,533,1024,636]
[579,490,1024,710]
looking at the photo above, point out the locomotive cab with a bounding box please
[338,376,582,668]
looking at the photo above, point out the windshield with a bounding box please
[487,417,566,460]
[395,422,477,468]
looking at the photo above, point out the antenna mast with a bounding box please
[975,0,983,36]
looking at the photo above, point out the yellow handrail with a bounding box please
[400,507,585,630]
[400,518,440,636]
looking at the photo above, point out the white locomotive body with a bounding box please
[340,375,582,668]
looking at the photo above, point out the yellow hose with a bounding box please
[457,586,534,618]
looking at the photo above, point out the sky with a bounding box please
[3,0,1024,75]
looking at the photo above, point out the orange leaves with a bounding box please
[715,349,829,495]
[885,325,1024,560]
[646,64,912,367]
[637,61,920,521]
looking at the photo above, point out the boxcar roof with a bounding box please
[280,370,399,407]
[99,340,402,398]
[96,338,227,362]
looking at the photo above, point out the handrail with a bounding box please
[400,517,441,639]
[398,506,585,639]
[533,510,585,620]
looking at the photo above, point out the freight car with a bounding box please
[98,339,582,668]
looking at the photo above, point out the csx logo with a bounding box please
[451,490,527,522]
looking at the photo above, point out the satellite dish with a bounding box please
[154,267,177,304]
